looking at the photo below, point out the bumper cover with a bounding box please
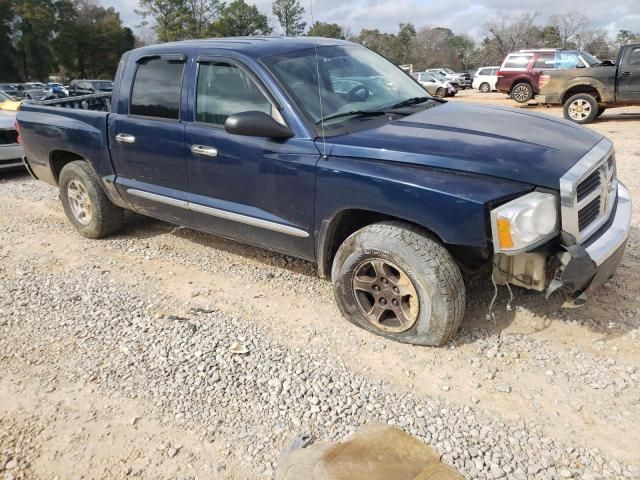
[559,182,631,293]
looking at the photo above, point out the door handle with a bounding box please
[191,145,218,158]
[621,71,631,76]
[115,133,136,144]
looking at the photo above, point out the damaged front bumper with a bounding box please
[550,182,631,297]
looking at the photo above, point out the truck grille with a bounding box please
[0,129,18,145]
[560,139,617,243]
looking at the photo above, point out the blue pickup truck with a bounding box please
[16,37,631,346]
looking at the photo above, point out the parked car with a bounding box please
[537,43,640,124]
[0,83,24,97]
[425,71,458,96]
[0,109,23,171]
[47,82,69,96]
[24,82,46,90]
[0,91,21,111]
[414,71,452,97]
[69,79,114,95]
[472,66,500,92]
[496,49,602,103]
[17,38,631,346]
[425,68,461,90]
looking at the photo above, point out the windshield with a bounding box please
[0,91,16,101]
[443,68,455,74]
[429,71,447,82]
[262,45,430,133]
[580,51,601,66]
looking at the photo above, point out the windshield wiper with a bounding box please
[386,96,437,109]
[315,110,387,124]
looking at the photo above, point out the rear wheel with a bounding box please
[331,222,466,346]
[479,82,490,93]
[564,93,599,124]
[511,82,533,103]
[59,161,124,238]
[435,87,446,98]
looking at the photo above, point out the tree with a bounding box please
[210,0,271,37]
[182,0,224,39]
[447,34,475,70]
[13,0,56,80]
[0,0,20,80]
[485,12,541,60]
[550,11,589,49]
[136,0,186,42]
[272,0,305,36]
[615,29,640,48]
[307,21,343,39]
[540,25,562,48]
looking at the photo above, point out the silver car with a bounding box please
[0,109,23,171]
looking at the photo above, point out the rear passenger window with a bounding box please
[130,58,184,120]
[534,53,557,69]
[503,55,531,69]
[196,62,277,126]
[629,48,640,66]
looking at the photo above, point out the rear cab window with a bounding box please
[130,57,185,120]
[501,54,533,70]
[533,53,557,70]
[627,47,640,66]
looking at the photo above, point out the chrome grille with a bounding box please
[560,139,617,243]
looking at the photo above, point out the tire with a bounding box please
[596,106,606,118]
[331,221,466,346]
[435,87,446,98]
[563,93,599,124]
[59,161,124,239]
[511,82,533,103]
[479,82,490,93]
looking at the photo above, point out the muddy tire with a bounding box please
[563,93,599,124]
[59,161,124,239]
[479,82,490,93]
[331,222,465,346]
[511,82,533,103]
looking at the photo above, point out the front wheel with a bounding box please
[563,94,599,124]
[435,87,446,98]
[331,222,466,346]
[59,161,125,238]
[511,83,533,103]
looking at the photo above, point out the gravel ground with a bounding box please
[1,92,639,479]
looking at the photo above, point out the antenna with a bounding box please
[309,0,327,159]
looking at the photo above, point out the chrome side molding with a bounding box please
[127,188,309,238]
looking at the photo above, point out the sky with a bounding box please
[102,0,640,41]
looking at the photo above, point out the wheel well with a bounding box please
[562,86,601,104]
[318,210,443,279]
[50,150,85,183]
[510,79,531,91]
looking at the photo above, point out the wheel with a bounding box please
[511,82,533,103]
[59,161,124,239]
[563,94,598,124]
[479,82,490,93]
[596,106,606,118]
[331,222,466,346]
[435,87,446,98]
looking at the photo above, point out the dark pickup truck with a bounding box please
[16,37,632,346]
[538,43,640,123]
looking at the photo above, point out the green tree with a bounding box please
[14,0,56,80]
[210,0,271,37]
[136,0,186,42]
[307,21,343,39]
[540,25,562,48]
[182,0,224,38]
[272,0,305,36]
[0,0,20,81]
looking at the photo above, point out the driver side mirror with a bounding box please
[225,111,293,139]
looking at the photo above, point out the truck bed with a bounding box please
[17,95,115,186]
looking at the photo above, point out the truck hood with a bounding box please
[319,102,604,189]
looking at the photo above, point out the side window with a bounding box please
[130,58,184,120]
[556,51,580,69]
[502,55,532,69]
[490,68,499,75]
[196,62,276,126]
[628,47,640,66]
[477,68,486,76]
[534,53,556,69]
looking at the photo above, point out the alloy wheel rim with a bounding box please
[352,258,421,333]
[568,99,591,120]
[67,179,93,225]
[513,85,529,101]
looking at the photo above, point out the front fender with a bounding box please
[562,77,614,103]
[315,157,535,258]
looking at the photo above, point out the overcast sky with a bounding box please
[102,0,640,41]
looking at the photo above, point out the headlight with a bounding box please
[490,192,559,253]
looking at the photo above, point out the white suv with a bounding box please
[472,67,500,93]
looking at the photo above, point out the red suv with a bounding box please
[496,49,600,103]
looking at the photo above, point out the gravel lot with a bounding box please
[1,91,640,479]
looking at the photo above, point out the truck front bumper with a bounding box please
[557,182,631,294]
